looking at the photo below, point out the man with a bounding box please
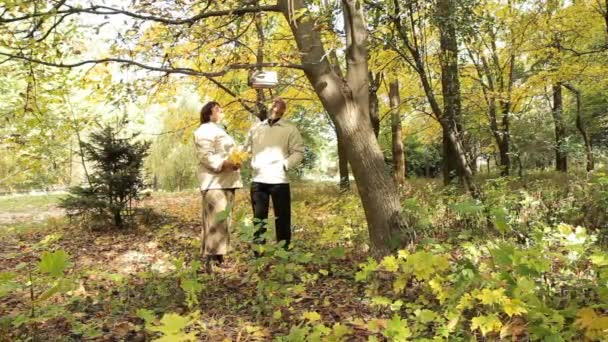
[245,97,304,250]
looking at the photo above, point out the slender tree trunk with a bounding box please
[254,13,268,121]
[442,133,459,183]
[336,129,350,191]
[369,72,381,137]
[280,0,410,256]
[498,53,515,176]
[552,83,568,172]
[437,0,476,194]
[392,0,475,195]
[389,81,406,185]
[604,0,608,38]
[563,83,594,171]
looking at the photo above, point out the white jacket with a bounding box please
[193,123,243,190]
[245,119,305,184]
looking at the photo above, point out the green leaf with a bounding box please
[450,200,484,216]
[331,323,352,338]
[490,244,515,266]
[384,315,411,341]
[490,207,509,233]
[38,250,70,277]
[328,247,345,259]
[590,253,608,267]
[36,278,73,302]
[415,309,438,324]
[371,296,392,307]
[0,272,18,298]
[136,308,156,325]
[148,313,194,341]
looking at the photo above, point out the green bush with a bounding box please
[60,121,150,228]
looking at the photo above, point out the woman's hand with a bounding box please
[221,159,240,171]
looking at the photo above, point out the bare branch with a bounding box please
[1,4,282,25]
[35,13,72,42]
[0,51,305,77]
[204,75,257,115]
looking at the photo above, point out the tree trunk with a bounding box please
[437,0,476,194]
[336,129,350,191]
[498,53,515,176]
[563,83,594,171]
[392,0,475,195]
[280,0,410,256]
[552,83,568,172]
[389,80,406,185]
[254,13,268,121]
[369,72,381,137]
[442,133,459,183]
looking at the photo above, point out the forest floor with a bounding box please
[0,183,380,341]
[1,172,607,341]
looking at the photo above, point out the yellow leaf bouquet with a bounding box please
[227,148,249,165]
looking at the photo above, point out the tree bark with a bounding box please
[552,83,568,172]
[254,13,268,121]
[389,80,406,185]
[442,133,460,183]
[279,0,410,256]
[336,129,350,191]
[437,0,476,193]
[563,83,594,171]
[369,72,382,137]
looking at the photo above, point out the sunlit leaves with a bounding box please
[38,250,70,277]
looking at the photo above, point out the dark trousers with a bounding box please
[250,182,291,248]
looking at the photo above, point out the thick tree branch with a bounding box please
[1,4,281,25]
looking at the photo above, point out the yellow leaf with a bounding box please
[502,298,527,317]
[393,275,407,293]
[575,308,598,329]
[456,293,474,312]
[367,319,387,332]
[302,311,321,323]
[429,276,449,304]
[381,255,399,272]
[471,314,503,336]
[476,288,507,306]
[227,149,248,165]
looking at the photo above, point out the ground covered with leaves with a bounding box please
[2,172,608,341]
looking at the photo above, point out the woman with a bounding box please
[193,101,242,273]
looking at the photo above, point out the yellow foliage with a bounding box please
[476,288,507,306]
[471,314,503,337]
[302,311,321,323]
[502,298,527,317]
[227,149,249,165]
[575,307,608,339]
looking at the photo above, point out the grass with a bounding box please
[0,193,65,213]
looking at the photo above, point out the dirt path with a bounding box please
[0,206,65,225]
[0,192,66,226]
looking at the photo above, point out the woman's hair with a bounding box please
[200,101,219,124]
